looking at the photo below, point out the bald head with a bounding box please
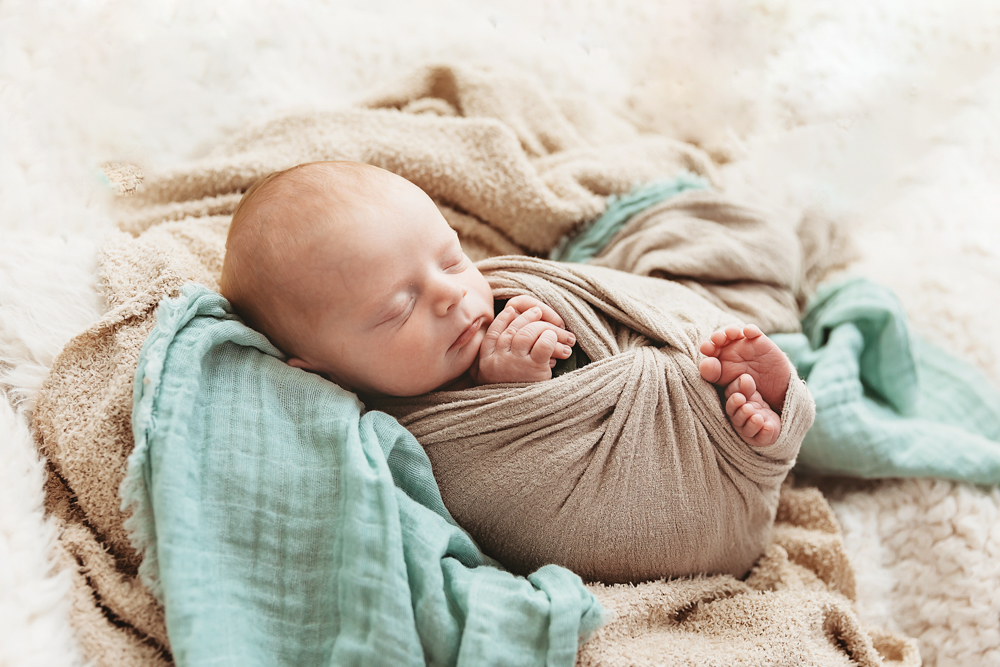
[219,161,409,355]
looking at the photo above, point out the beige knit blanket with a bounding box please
[32,64,916,665]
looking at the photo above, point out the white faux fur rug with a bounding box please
[2,1,999,665]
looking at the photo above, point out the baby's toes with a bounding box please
[699,356,722,383]
[724,373,756,400]
[725,389,748,418]
[730,399,759,428]
[740,411,767,439]
[709,330,730,348]
[724,325,745,341]
[742,324,764,339]
[749,416,780,447]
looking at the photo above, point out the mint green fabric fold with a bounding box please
[773,278,1000,483]
[122,284,603,667]
[549,172,709,263]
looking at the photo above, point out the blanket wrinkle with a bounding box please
[31,62,916,666]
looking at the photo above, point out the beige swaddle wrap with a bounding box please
[369,257,815,582]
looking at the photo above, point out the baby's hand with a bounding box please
[471,296,575,384]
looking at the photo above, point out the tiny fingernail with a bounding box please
[530,307,541,314]
[563,345,571,354]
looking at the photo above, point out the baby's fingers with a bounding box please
[536,325,575,358]
[530,329,559,365]
[511,321,573,359]
[507,295,565,328]
[554,327,576,348]
[509,319,551,355]
[496,306,544,351]
[481,306,517,357]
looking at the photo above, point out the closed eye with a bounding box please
[378,295,414,326]
[443,253,469,273]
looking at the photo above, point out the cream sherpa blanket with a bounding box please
[33,64,917,665]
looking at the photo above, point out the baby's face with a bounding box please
[287,179,494,396]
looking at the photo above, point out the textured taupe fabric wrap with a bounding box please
[30,63,908,665]
[367,257,816,582]
[588,191,805,333]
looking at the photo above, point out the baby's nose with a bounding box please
[434,278,466,316]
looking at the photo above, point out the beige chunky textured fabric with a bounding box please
[116,64,717,257]
[31,63,912,665]
[578,484,920,667]
[368,257,815,582]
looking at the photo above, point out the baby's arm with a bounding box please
[470,295,576,385]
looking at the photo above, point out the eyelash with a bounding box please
[392,297,414,323]
[385,252,466,325]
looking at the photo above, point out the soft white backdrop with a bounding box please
[2,1,999,665]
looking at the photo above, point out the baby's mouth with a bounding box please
[452,316,484,350]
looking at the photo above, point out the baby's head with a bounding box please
[220,161,495,396]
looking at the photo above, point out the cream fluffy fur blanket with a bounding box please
[4,3,1000,666]
[30,64,917,665]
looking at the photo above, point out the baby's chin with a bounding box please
[366,364,474,397]
[427,358,480,393]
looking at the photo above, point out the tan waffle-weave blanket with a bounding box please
[33,63,915,665]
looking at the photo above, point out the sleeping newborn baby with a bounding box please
[220,160,814,582]
[221,160,789,447]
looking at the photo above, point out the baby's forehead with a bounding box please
[280,162,393,197]
[269,167,362,207]
[250,162,445,274]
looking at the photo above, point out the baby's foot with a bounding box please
[721,374,782,447]
[699,324,792,447]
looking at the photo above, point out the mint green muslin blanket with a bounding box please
[773,278,1000,482]
[121,284,603,667]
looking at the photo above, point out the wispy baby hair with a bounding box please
[219,160,388,355]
